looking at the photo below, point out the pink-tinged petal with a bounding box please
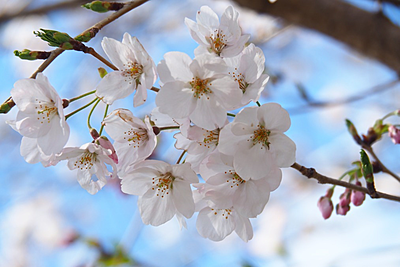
[234,213,253,242]
[242,74,269,104]
[157,52,193,84]
[209,76,242,110]
[121,33,148,61]
[221,34,250,58]
[189,96,226,130]
[218,123,246,155]
[133,83,147,107]
[121,167,158,195]
[231,122,255,136]
[37,118,69,155]
[15,115,42,138]
[234,179,270,218]
[20,137,41,164]
[171,162,199,183]
[234,142,278,180]
[269,133,296,168]
[196,207,235,241]
[234,106,259,125]
[258,103,291,132]
[220,6,240,42]
[172,180,195,218]
[96,71,133,105]
[264,164,282,191]
[143,60,157,89]
[184,18,208,46]
[156,81,195,119]
[77,168,106,195]
[139,192,176,226]
[197,6,219,31]
[101,37,131,70]
[174,132,191,150]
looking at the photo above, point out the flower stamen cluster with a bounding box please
[152,172,175,198]
[251,124,271,148]
[190,77,212,99]
[208,29,227,55]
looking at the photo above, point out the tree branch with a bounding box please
[233,0,400,73]
[291,162,400,202]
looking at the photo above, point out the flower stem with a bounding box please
[227,112,236,117]
[65,97,98,120]
[256,101,261,107]
[87,47,118,71]
[99,104,109,136]
[176,150,186,164]
[87,98,101,129]
[69,90,96,103]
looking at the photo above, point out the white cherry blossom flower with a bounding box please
[155,51,242,130]
[102,108,157,176]
[96,33,157,107]
[54,142,117,195]
[224,43,269,105]
[218,103,296,180]
[185,5,250,57]
[121,160,198,226]
[6,73,69,165]
[199,152,280,218]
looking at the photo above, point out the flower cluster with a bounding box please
[8,5,296,242]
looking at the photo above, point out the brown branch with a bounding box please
[233,0,400,73]
[291,162,400,202]
[288,79,400,115]
[1,0,149,113]
[363,145,400,183]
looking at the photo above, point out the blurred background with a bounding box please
[0,0,399,266]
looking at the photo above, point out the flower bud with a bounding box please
[95,136,118,164]
[317,196,334,219]
[14,49,51,60]
[336,203,350,216]
[98,67,108,78]
[35,29,87,52]
[339,188,351,207]
[345,119,362,145]
[82,1,125,13]
[360,149,373,183]
[388,125,400,144]
[0,97,15,114]
[351,181,365,206]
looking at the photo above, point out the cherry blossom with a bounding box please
[102,108,157,176]
[198,152,279,218]
[54,142,117,195]
[224,43,269,105]
[96,33,157,107]
[6,73,69,165]
[185,5,250,57]
[155,51,242,130]
[218,103,296,180]
[121,160,198,226]
[388,125,400,144]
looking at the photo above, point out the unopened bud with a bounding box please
[336,203,350,216]
[351,181,366,206]
[95,136,118,164]
[62,99,69,108]
[90,128,100,139]
[339,188,351,207]
[388,125,400,144]
[0,97,15,114]
[317,196,334,219]
[152,126,161,135]
[35,29,87,52]
[360,149,373,183]
[345,119,362,145]
[82,1,125,13]
[14,49,51,60]
[74,28,99,42]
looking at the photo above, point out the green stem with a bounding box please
[227,112,236,117]
[99,104,109,136]
[87,98,101,129]
[382,110,399,121]
[69,90,96,103]
[256,101,261,107]
[176,150,186,164]
[65,97,98,120]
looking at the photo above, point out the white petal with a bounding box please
[258,103,291,132]
[269,133,296,168]
[171,162,199,183]
[233,179,270,218]
[197,6,219,31]
[234,213,253,242]
[172,180,195,219]
[190,96,226,130]
[96,71,133,104]
[138,192,176,226]
[101,37,131,70]
[234,106,259,125]
[157,52,193,84]
[209,75,242,110]
[20,137,41,164]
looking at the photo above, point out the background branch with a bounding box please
[233,0,400,73]
[291,162,400,202]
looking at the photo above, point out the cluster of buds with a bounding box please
[34,29,88,52]
[14,49,51,60]
[82,1,125,13]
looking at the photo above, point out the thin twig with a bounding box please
[291,162,400,202]
[87,47,118,71]
[363,145,400,183]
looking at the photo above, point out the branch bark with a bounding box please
[233,0,400,73]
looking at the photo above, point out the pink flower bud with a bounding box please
[339,188,351,207]
[351,181,366,206]
[336,203,350,216]
[95,136,118,164]
[388,125,400,144]
[317,196,334,219]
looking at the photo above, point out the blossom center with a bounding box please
[122,62,143,88]
[224,170,246,188]
[208,29,227,55]
[74,151,96,170]
[201,128,220,148]
[251,124,271,149]
[211,208,232,220]
[151,172,175,198]
[35,99,58,124]
[229,68,248,93]
[190,77,212,99]
[123,128,148,148]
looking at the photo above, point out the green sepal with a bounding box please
[35,29,73,48]
[360,149,373,183]
[345,119,362,145]
[98,67,108,78]
[14,49,36,60]
[83,1,111,13]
